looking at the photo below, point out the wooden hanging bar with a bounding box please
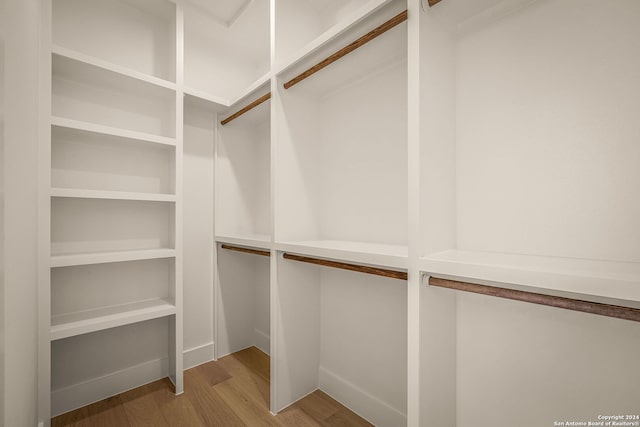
[428,0,443,6]
[220,92,271,126]
[283,253,408,280]
[283,9,408,90]
[429,276,640,323]
[221,244,271,257]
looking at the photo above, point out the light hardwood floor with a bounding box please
[52,347,374,426]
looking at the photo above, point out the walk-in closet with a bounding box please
[1,0,639,426]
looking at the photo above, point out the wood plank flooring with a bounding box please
[52,347,373,426]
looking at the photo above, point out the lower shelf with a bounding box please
[275,239,408,269]
[421,250,640,308]
[216,233,272,250]
[50,298,176,341]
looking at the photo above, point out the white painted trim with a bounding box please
[253,328,270,355]
[50,343,215,418]
[51,357,169,417]
[318,365,407,427]
[183,342,215,370]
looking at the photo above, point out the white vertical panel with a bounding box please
[0,0,5,422]
[272,255,321,412]
[3,0,47,425]
[418,1,459,426]
[406,1,420,425]
[183,98,215,364]
[172,1,185,393]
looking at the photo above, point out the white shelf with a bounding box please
[183,86,229,108]
[184,71,272,110]
[420,250,640,307]
[216,234,272,250]
[228,72,272,106]
[52,45,176,91]
[276,240,408,269]
[273,0,393,76]
[50,298,176,341]
[51,248,176,268]
[51,188,176,202]
[51,116,177,147]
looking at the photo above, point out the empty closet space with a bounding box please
[51,126,175,195]
[51,317,171,416]
[216,88,271,243]
[51,54,176,139]
[274,0,408,266]
[183,0,270,103]
[418,0,640,425]
[216,245,270,358]
[51,198,174,256]
[273,256,407,426]
[183,94,217,367]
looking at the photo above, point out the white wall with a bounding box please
[0,0,5,420]
[183,99,215,367]
[455,0,640,262]
[319,268,407,427]
[2,0,43,425]
[457,293,640,427]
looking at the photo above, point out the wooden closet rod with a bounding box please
[429,277,640,323]
[221,244,271,257]
[283,10,408,90]
[220,92,271,126]
[283,253,408,280]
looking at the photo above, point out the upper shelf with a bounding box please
[421,250,640,307]
[216,234,271,250]
[52,53,177,138]
[277,0,407,97]
[52,45,176,91]
[52,0,176,82]
[273,0,393,72]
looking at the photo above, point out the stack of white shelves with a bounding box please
[45,0,183,418]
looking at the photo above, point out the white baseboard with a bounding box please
[183,342,215,369]
[52,343,217,417]
[254,328,270,355]
[52,357,169,417]
[318,365,407,427]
